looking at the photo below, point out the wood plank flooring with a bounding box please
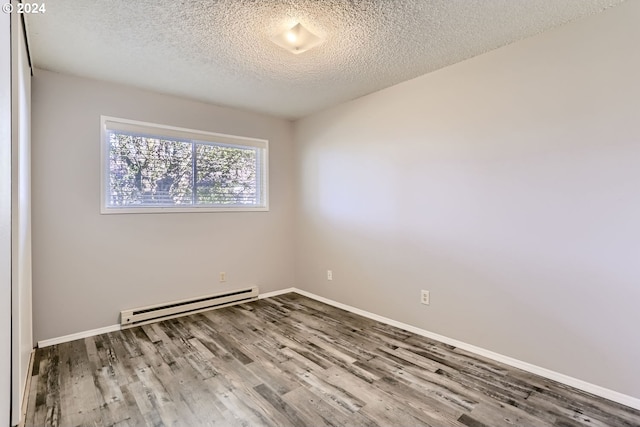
[24,293,640,427]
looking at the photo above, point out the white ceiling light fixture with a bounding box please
[271,23,322,54]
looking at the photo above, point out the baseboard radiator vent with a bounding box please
[120,286,259,328]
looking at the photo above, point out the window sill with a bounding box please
[100,206,269,214]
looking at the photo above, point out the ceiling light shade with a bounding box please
[271,23,322,54]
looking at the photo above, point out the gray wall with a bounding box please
[31,70,295,342]
[294,1,640,399]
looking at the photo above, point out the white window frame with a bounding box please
[100,116,269,214]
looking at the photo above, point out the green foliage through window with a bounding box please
[104,122,266,211]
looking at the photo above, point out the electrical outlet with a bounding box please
[327,270,333,281]
[219,272,226,282]
[421,290,430,305]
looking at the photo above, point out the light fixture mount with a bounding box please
[271,23,322,54]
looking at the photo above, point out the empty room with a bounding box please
[2,0,640,426]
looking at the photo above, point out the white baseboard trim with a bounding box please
[37,324,121,348]
[17,350,35,427]
[259,287,295,300]
[290,288,640,411]
[37,288,293,348]
[36,288,295,347]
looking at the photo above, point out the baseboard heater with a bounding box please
[120,286,259,328]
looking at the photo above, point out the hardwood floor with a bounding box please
[24,293,640,427]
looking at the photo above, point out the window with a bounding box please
[101,116,268,213]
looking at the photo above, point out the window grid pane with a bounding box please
[108,133,194,207]
[105,125,266,211]
[195,143,258,206]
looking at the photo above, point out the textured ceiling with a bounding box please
[25,0,624,119]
